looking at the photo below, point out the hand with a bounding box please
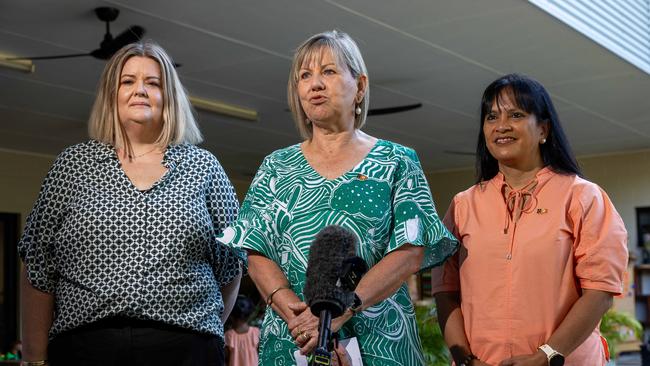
[473,361,493,366]
[331,309,354,333]
[331,341,352,366]
[287,302,320,354]
[499,351,547,366]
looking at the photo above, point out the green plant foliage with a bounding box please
[416,304,451,366]
[600,309,642,357]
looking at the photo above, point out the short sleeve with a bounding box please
[205,157,245,285]
[18,149,76,293]
[572,183,628,294]
[387,148,458,270]
[431,196,462,294]
[217,156,281,263]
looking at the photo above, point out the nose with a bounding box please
[495,115,511,132]
[310,73,325,91]
[134,79,147,97]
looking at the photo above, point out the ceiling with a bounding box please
[1,0,649,183]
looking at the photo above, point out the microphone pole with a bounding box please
[310,310,333,365]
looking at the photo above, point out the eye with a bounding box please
[147,80,160,87]
[512,111,525,118]
[485,113,497,121]
[299,71,311,80]
[323,68,336,75]
[120,78,134,85]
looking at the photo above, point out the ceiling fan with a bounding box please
[367,103,422,116]
[8,7,145,62]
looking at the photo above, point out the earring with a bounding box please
[355,105,362,115]
[541,138,547,144]
[305,118,311,125]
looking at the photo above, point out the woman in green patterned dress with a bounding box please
[218,30,458,365]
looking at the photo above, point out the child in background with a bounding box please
[225,295,260,366]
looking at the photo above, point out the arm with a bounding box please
[499,289,613,366]
[435,291,491,366]
[220,270,242,322]
[20,267,54,363]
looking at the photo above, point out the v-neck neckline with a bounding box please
[297,139,382,182]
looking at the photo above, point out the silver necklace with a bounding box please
[129,147,158,159]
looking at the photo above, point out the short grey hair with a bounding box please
[287,30,369,140]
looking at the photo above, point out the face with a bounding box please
[483,91,548,170]
[117,56,164,127]
[297,47,365,126]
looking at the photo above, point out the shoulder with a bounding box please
[52,140,107,168]
[181,144,219,162]
[265,144,301,164]
[374,139,418,161]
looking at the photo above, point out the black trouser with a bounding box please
[48,317,224,366]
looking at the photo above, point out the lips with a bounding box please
[130,102,150,107]
[309,95,327,104]
[494,137,516,144]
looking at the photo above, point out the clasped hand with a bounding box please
[287,302,352,356]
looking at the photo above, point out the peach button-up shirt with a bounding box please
[432,168,628,366]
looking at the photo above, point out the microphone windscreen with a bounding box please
[303,225,357,317]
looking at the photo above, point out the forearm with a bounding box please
[546,289,613,356]
[354,244,423,310]
[247,251,301,322]
[20,267,54,361]
[434,291,473,364]
[220,270,242,322]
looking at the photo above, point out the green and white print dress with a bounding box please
[218,139,458,366]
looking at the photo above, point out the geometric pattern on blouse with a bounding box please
[18,140,243,340]
[218,139,458,365]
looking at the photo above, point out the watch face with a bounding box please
[549,354,565,366]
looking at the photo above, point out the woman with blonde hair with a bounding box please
[19,41,243,366]
[218,30,457,365]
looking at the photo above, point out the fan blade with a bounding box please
[367,103,422,116]
[6,53,91,61]
[91,25,146,60]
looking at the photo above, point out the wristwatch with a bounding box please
[459,353,477,366]
[350,292,363,314]
[538,344,565,366]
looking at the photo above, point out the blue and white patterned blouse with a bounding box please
[18,140,243,339]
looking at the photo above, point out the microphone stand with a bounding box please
[309,309,333,365]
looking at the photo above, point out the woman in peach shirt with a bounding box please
[432,74,628,366]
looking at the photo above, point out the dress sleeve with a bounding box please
[431,196,462,294]
[206,157,245,287]
[386,148,458,270]
[572,182,628,294]
[18,149,76,293]
[217,156,281,263]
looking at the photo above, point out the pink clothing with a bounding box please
[432,168,628,366]
[225,326,260,366]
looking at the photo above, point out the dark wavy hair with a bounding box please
[230,295,256,321]
[476,73,582,183]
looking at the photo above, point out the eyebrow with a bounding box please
[120,73,161,80]
[300,62,337,70]
[489,106,523,113]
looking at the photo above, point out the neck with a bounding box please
[499,163,544,189]
[123,119,162,145]
[307,128,366,156]
[234,321,250,333]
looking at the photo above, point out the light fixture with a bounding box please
[189,96,257,121]
[0,52,35,73]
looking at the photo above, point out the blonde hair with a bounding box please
[288,30,369,140]
[88,41,202,155]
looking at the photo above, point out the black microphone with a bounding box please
[303,225,367,366]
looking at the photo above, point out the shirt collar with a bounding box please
[90,139,189,167]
